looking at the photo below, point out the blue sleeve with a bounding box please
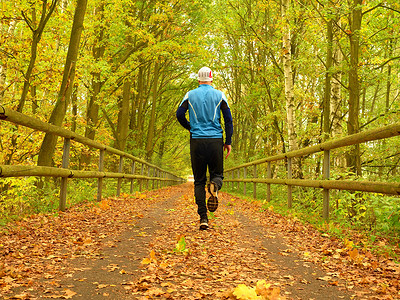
[176,100,190,131]
[222,107,233,145]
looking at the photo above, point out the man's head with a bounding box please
[198,67,213,84]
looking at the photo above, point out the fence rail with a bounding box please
[0,106,185,211]
[225,122,400,221]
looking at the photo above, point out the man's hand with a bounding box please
[224,144,231,159]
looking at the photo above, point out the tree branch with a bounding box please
[21,10,34,31]
[374,56,400,69]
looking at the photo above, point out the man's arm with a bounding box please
[176,100,190,131]
[221,101,233,158]
[221,103,233,145]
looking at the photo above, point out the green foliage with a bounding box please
[332,191,400,237]
[0,177,133,225]
[173,236,189,254]
[226,181,400,251]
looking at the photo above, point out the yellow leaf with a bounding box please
[344,239,354,249]
[255,280,271,296]
[144,287,164,296]
[141,250,157,265]
[141,257,152,265]
[63,289,77,299]
[233,284,261,300]
[97,284,108,289]
[318,276,332,281]
[348,248,358,260]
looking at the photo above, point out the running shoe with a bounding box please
[207,182,218,212]
[200,217,209,230]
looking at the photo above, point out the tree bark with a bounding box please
[37,0,87,167]
[323,18,333,141]
[0,20,17,103]
[114,79,131,151]
[346,0,362,176]
[331,39,345,168]
[281,0,298,153]
[18,0,58,113]
[385,38,393,113]
[145,62,160,161]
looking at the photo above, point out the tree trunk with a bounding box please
[37,0,87,167]
[281,0,298,153]
[0,20,17,103]
[114,79,131,151]
[18,0,58,113]
[31,85,38,114]
[346,0,362,176]
[385,39,393,113]
[323,19,333,141]
[71,84,78,133]
[145,62,160,161]
[79,5,105,168]
[331,40,345,168]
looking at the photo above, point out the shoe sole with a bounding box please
[200,223,209,230]
[207,195,218,212]
[207,182,218,212]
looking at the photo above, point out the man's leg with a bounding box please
[208,138,224,190]
[190,139,208,219]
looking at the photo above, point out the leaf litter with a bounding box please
[0,184,398,299]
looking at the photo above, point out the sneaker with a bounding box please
[199,217,208,230]
[207,182,218,212]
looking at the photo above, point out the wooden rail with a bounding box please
[0,106,185,211]
[225,122,400,221]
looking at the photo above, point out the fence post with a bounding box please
[97,149,105,201]
[237,169,240,191]
[323,150,330,221]
[243,167,247,196]
[287,157,292,208]
[152,167,155,190]
[140,164,144,192]
[253,165,257,199]
[59,137,71,211]
[117,156,123,196]
[130,161,136,194]
[267,162,271,202]
[147,166,150,190]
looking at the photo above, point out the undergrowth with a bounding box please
[226,182,400,259]
[0,177,142,226]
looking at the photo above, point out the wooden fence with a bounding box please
[0,106,185,211]
[225,122,400,221]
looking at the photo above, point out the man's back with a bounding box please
[184,84,227,139]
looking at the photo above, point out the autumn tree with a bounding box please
[37,0,88,167]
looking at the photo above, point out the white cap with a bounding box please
[198,67,213,82]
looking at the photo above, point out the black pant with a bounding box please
[190,138,224,219]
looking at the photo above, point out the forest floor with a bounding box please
[0,183,399,299]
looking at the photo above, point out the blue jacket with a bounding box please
[176,84,233,145]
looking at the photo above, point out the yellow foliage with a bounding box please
[344,239,354,249]
[141,250,157,265]
[231,281,284,300]
[233,284,261,300]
